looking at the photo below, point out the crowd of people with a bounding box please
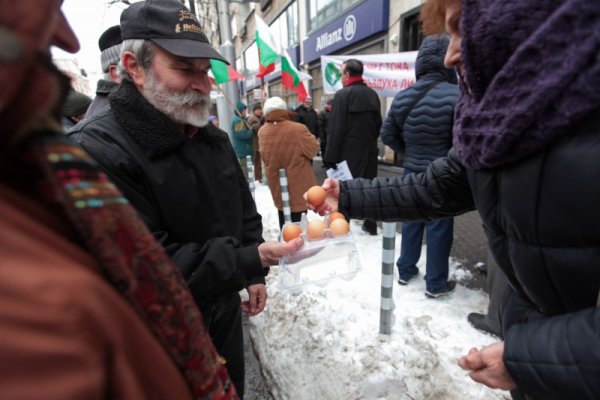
[1,0,599,399]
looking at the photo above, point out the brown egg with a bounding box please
[282,224,303,242]
[329,211,346,223]
[330,218,350,237]
[306,220,326,240]
[306,185,326,207]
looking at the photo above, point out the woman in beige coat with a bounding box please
[258,97,319,228]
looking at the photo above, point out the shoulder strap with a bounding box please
[397,80,440,131]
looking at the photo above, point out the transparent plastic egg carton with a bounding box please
[278,216,361,291]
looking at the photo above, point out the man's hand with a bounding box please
[258,237,304,267]
[458,342,516,391]
[242,283,267,316]
[304,178,341,215]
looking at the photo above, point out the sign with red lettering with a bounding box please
[321,52,417,97]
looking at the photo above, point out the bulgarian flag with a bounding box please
[281,50,311,101]
[209,59,245,84]
[255,15,279,78]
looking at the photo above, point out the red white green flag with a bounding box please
[255,15,279,76]
[281,50,311,101]
[209,59,245,84]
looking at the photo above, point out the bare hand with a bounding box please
[242,283,267,316]
[258,238,304,267]
[458,342,516,391]
[304,178,341,215]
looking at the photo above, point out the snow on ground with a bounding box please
[248,182,510,400]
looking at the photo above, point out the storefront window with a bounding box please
[308,0,361,32]
[243,42,259,73]
[270,4,299,50]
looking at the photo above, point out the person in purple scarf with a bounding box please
[306,0,600,398]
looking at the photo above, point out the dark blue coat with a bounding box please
[381,35,458,172]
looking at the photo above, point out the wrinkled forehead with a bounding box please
[152,43,211,69]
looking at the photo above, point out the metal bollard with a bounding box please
[279,169,291,225]
[379,222,397,335]
[246,155,255,199]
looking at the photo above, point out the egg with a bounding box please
[282,224,303,242]
[306,185,326,207]
[306,220,326,240]
[329,211,346,223]
[330,218,350,237]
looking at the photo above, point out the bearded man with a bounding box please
[69,1,302,397]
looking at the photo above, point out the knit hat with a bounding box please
[235,101,247,112]
[99,25,122,73]
[263,96,287,116]
[120,0,227,63]
[62,90,92,117]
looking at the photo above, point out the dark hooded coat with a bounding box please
[324,81,381,179]
[380,35,458,172]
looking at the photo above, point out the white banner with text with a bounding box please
[321,52,418,97]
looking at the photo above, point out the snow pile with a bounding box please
[250,182,510,400]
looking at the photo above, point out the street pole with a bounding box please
[216,0,240,139]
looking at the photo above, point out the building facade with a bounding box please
[196,0,426,163]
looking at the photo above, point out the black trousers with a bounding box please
[200,293,245,398]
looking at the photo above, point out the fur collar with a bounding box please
[109,80,226,158]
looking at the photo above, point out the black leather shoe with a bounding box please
[467,313,500,338]
[361,222,377,236]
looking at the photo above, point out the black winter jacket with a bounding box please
[294,104,319,138]
[84,79,118,119]
[381,35,458,173]
[70,80,266,310]
[339,111,600,400]
[325,81,382,179]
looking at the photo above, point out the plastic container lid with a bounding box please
[278,214,361,291]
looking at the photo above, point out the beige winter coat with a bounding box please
[258,110,319,211]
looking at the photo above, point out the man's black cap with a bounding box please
[98,25,122,51]
[120,0,228,63]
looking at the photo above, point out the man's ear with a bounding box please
[122,51,146,87]
[108,64,121,84]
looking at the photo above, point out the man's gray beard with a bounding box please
[142,69,210,127]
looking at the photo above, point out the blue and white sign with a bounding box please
[303,0,389,63]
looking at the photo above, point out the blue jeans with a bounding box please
[397,216,454,292]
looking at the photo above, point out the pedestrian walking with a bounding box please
[317,99,332,158]
[247,102,265,181]
[84,24,122,119]
[232,101,254,177]
[294,95,319,139]
[259,97,319,228]
[381,35,459,298]
[324,58,382,235]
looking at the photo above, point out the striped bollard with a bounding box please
[246,155,255,199]
[379,222,397,335]
[279,169,291,225]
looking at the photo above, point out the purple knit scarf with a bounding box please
[453,0,600,169]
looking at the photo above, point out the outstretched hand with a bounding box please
[258,237,304,267]
[458,342,516,391]
[304,178,341,215]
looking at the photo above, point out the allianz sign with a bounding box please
[315,15,357,52]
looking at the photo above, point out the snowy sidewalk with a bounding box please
[248,182,510,400]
